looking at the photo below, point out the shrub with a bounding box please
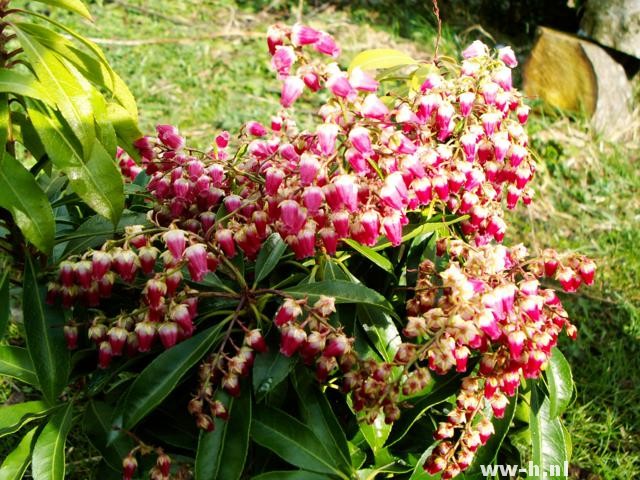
[1,11,594,480]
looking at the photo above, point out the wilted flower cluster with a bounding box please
[49,24,595,479]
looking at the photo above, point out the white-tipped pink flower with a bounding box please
[265,167,285,195]
[291,24,321,46]
[185,244,208,282]
[280,76,305,108]
[299,153,321,185]
[498,46,518,67]
[383,212,403,246]
[314,32,340,57]
[271,45,296,77]
[326,74,356,101]
[348,126,373,155]
[215,229,236,257]
[462,40,489,59]
[317,123,340,157]
[361,94,389,120]
[334,174,359,212]
[279,199,307,233]
[349,67,379,92]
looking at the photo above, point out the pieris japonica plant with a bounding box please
[1,17,595,480]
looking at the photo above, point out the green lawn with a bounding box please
[10,0,640,478]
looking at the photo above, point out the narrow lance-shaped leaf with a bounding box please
[0,270,9,338]
[118,323,226,430]
[343,239,394,274]
[23,253,70,404]
[27,99,124,225]
[13,25,95,155]
[254,233,288,285]
[283,280,394,313]
[83,400,133,472]
[31,402,74,480]
[529,385,570,480]
[0,401,52,437]
[29,0,93,20]
[0,346,39,386]
[252,349,294,400]
[0,70,51,103]
[348,48,417,73]
[547,347,574,418]
[0,426,38,480]
[195,389,252,480]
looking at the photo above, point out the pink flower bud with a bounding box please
[509,144,527,167]
[300,152,321,184]
[316,123,342,158]
[557,267,580,292]
[314,32,340,57]
[432,175,449,201]
[333,175,359,212]
[156,125,185,150]
[361,94,389,120]
[380,172,408,210]
[108,326,128,356]
[326,74,356,101]
[462,40,488,59]
[348,127,373,155]
[383,212,403,246]
[481,112,501,136]
[349,67,379,92]
[135,321,156,352]
[64,325,78,350]
[156,453,171,477]
[91,251,111,280]
[424,455,447,474]
[280,325,307,356]
[158,322,179,349]
[331,210,350,237]
[477,417,495,444]
[185,244,209,282]
[112,249,138,283]
[73,261,93,289]
[436,102,455,131]
[517,104,530,124]
[246,329,268,352]
[480,82,499,105]
[246,121,267,137]
[459,91,475,117]
[271,45,295,77]
[279,199,307,233]
[492,66,512,90]
[98,341,112,369]
[460,133,477,161]
[499,46,518,67]
[302,186,324,213]
[281,76,305,108]
[291,24,321,46]
[303,71,321,91]
[417,94,440,122]
[59,261,75,287]
[319,228,338,254]
[507,330,526,359]
[122,454,138,480]
[578,260,595,286]
[490,392,509,418]
[163,230,186,259]
[275,298,302,326]
[267,25,285,54]
[215,229,236,257]
[420,73,442,92]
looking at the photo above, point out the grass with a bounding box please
[6,0,640,478]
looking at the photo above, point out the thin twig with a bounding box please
[112,0,192,26]
[431,0,442,60]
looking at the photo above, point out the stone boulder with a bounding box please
[581,0,640,58]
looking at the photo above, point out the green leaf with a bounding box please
[0,426,38,480]
[464,391,518,478]
[343,239,394,274]
[0,346,38,386]
[358,416,392,461]
[348,49,417,73]
[0,70,51,103]
[119,324,226,430]
[27,100,124,225]
[13,25,95,155]
[195,389,251,480]
[254,234,288,285]
[387,371,463,446]
[23,253,70,404]
[0,270,9,338]
[547,347,574,418]
[292,367,352,471]
[106,102,142,160]
[251,472,329,480]
[408,445,438,480]
[356,305,400,362]
[0,401,51,437]
[31,402,74,480]
[252,349,294,401]
[0,152,55,252]
[251,406,349,478]
[283,280,394,313]
[530,385,569,480]
[61,210,148,256]
[29,0,92,20]
[83,400,133,472]
[372,217,462,251]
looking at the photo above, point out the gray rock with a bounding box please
[581,0,640,58]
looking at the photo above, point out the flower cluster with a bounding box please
[49,24,595,480]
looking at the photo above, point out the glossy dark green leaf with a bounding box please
[0,426,38,480]
[251,406,350,478]
[29,0,92,19]
[463,391,518,479]
[0,152,55,253]
[0,346,38,386]
[292,367,351,471]
[387,371,463,446]
[23,254,70,404]
[31,402,74,480]
[61,210,148,256]
[252,349,294,400]
[251,472,329,480]
[530,386,569,480]
[254,234,288,285]
[0,70,50,103]
[0,401,51,437]
[356,305,400,362]
[0,270,9,338]
[13,26,95,155]
[27,100,123,225]
[343,239,394,274]
[283,280,394,313]
[83,400,133,472]
[195,389,251,480]
[119,324,226,430]
[547,347,574,418]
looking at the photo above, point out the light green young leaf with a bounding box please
[23,253,70,404]
[13,25,95,155]
[0,401,51,437]
[530,386,569,480]
[29,0,92,20]
[547,347,574,418]
[0,70,51,103]
[0,427,38,480]
[195,389,251,480]
[31,403,74,480]
[349,49,417,73]
[343,239,394,274]
[0,346,38,386]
